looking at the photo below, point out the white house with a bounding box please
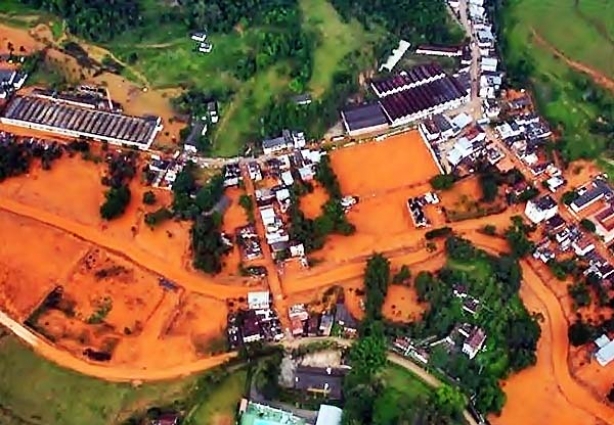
[524,195,558,224]
[572,236,595,257]
[190,32,207,42]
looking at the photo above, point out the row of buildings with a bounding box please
[341,62,471,137]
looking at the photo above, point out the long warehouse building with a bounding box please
[0,94,162,149]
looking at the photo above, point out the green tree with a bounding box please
[142,190,156,205]
[429,174,455,190]
[100,184,131,220]
[392,265,411,284]
[568,320,595,346]
[580,218,597,232]
[561,190,579,205]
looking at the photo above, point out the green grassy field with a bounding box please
[0,336,199,425]
[506,0,614,78]
[300,0,374,97]
[382,364,432,401]
[186,369,247,425]
[502,0,612,160]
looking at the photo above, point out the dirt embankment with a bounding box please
[532,28,614,93]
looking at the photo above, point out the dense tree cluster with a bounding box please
[99,152,138,220]
[182,0,296,34]
[287,155,354,253]
[190,214,231,274]
[170,163,230,274]
[100,184,131,220]
[19,0,141,42]
[330,0,463,44]
[399,237,541,414]
[505,216,535,258]
[261,50,363,141]
[344,253,466,425]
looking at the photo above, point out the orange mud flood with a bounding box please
[0,210,88,320]
[300,184,328,219]
[439,176,484,212]
[383,284,426,322]
[331,131,440,196]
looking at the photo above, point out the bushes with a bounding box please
[429,174,455,191]
[568,282,591,308]
[100,185,131,220]
[425,226,452,240]
[392,265,411,285]
[239,194,255,223]
[562,190,579,205]
[142,190,156,205]
[568,320,595,347]
[144,208,172,227]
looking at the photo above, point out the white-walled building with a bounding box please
[525,195,558,224]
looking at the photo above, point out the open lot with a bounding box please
[383,284,426,323]
[0,210,88,320]
[331,131,440,196]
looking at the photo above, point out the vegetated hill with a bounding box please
[330,0,466,44]
[496,0,614,167]
[9,0,463,157]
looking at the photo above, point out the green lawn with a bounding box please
[186,369,247,425]
[0,336,197,425]
[381,364,432,401]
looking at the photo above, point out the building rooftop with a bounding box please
[294,366,348,399]
[379,75,466,121]
[532,195,557,211]
[572,180,612,210]
[334,303,357,329]
[2,95,159,146]
[371,63,445,94]
[341,103,389,132]
[315,405,343,425]
[596,339,614,366]
[241,402,306,425]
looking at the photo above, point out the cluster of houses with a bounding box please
[419,111,494,173]
[0,68,27,99]
[250,142,327,260]
[190,31,213,54]
[227,291,284,349]
[227,291,359,348]
[528,196,614,286]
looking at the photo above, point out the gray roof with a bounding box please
[341,103,388,132]
[572,180,612,209]
[334,303,357,328]
[294,366,347,399]
[534,195,557,211]
[262,135,289,150]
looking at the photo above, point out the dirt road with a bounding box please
[0,197,253,301]
[532,28,614,93]
[0,309,234,381]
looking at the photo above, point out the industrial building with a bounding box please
[0,94,162,149]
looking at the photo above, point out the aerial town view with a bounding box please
[1,0,614,424]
